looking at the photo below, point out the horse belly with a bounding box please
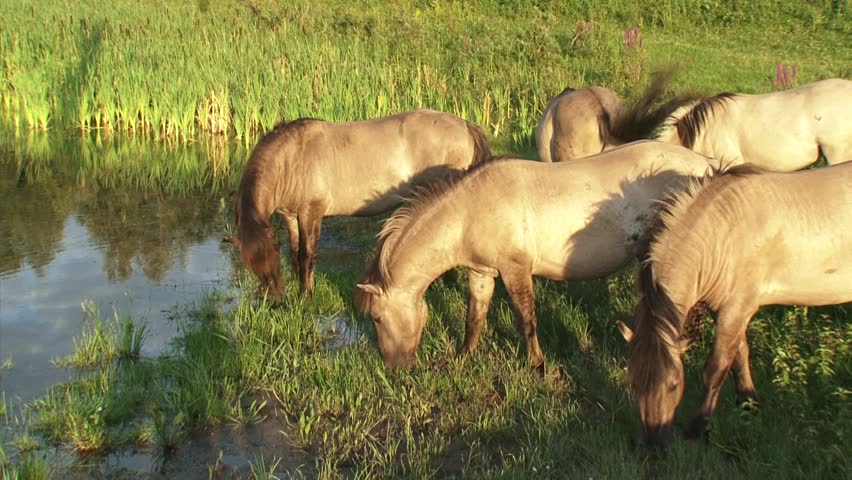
[764,274,852,306]
[761,250,852,306]
[533,229,631,281]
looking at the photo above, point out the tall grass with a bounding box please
[0,123,245,193]
[1,0,848,147]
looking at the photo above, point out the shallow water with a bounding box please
[21,402,314,479]
[0,135,372,405]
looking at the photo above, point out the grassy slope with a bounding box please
[0,0,849,148]
[1,0,850,478]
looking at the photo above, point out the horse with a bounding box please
[355,140,722,370]
[535,86,623,162]
[617,162,852,447]
[227,109,491,302]
[655,78,852,170]
[535,72,701,162]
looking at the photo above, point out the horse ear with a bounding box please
[617,321,634,343]
[356,283,383,296]
[223,236,240,247]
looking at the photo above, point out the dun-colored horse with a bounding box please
[355,141,720,370]
[536,72,700,162]
[228,109,491,301]
[535,86,623,162]
[618,162,852,446]
[656,78,852,170]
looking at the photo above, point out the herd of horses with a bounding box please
[227,76,852,447]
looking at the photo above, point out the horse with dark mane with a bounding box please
[618,161,852,447]
[227,109,491,301]
[655,78,852,170]
[536,72,702,162]
[535,86,623,162]
[354,141,721,370]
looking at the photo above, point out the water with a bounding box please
[0,135,372,405]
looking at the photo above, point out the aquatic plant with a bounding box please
[54,301,147,368]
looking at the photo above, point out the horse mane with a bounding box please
[609,70,704,143]
[650,162,764,248]
[670,92,738,149]
[626,259,684,395]
[627,163,766,393]
[355,155,514,313]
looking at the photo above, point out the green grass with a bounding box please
[53,300,148,368]
[1,0,850,477]
[1,0,849,147]
[11,265,849,477]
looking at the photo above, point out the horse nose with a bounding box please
[382,350,416,370]
[641,423,675,449]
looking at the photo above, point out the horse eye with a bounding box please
[372,315,382,324]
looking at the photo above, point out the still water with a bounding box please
[0,134,371,404]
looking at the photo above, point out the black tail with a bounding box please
[610,69,704,143]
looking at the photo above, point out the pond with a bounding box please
[0,132,373,403]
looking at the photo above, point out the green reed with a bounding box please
[1,0,848,147]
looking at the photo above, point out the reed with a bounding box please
[0,0,847,147]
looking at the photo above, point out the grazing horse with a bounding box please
[535,86,623,162]
[618,162,852,447]
[656,78,852,170]
[228,109,491,302]
[355,141,721,370]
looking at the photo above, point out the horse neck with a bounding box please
[651,198,741,312]
[237,171,275,228]
[383,206,464,297]
[242,139,307,218]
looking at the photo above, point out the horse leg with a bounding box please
[686,303,757,439]
[462,271,496,355]
[731,336,758,407]
[500,268,545,372]
[283,213,300,281]
[297,203,325,297]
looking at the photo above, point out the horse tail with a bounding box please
[610,69,703,143]
[465,120,493,166]
[626,259,685,395]
[598,109,616,147]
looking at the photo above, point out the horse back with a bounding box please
[312,110,481,216]
[462,143,712,280]
[665,163,852,307]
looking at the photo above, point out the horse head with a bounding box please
[356,282,427,370]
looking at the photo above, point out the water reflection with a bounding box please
[0,131,378,402]
[0,163,78,277]
[76,188,225,282]
[0,134,239,401]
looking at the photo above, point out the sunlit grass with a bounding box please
[53,301,148,368]
[0,0,848,146]
[10,261,849,477]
